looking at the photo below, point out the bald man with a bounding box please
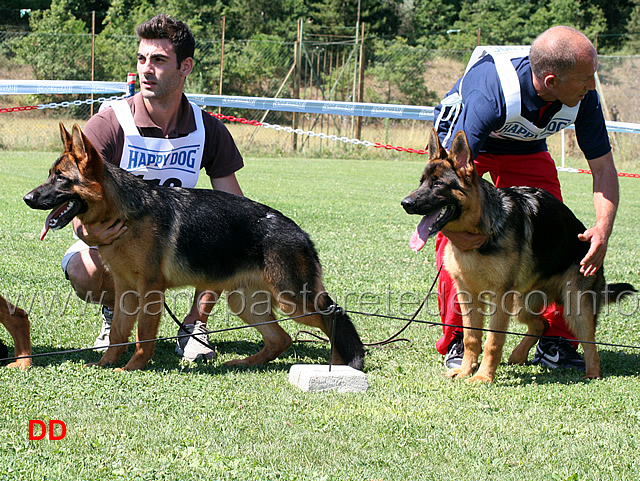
[422,26,619,371]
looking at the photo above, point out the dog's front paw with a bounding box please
[6,359,31,369]
[445,367,472,379]
[466,373,494,383]
[114,366,141,372]
[95,346,126,367]
[87,356,115,368]
[584,369,603,380]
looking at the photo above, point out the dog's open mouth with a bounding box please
[40,200,84,240]
[409,205,455,252]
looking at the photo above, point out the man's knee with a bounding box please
[65,250,113,306]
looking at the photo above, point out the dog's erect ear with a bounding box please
[59,122,72,152]
[71,124,87,159]
[71,123,104,181]
[450,131,473,172]
[427,128,447,161]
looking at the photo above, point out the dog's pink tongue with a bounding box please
[409,227,426,252]
[40,201,73,240]
[409,216,429,252]
[40,216,52,241]
[409,215,436,252]
[40,205,64,241]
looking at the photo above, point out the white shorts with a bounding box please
[61,240,97,276]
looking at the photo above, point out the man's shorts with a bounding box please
[61,240,96,277]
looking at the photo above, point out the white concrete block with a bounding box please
[288,364,368,392]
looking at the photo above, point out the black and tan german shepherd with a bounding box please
[402,129,634,382]
[0,295,31,369]
[24,123,364,372]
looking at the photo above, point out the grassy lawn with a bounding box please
[0,149,639,480]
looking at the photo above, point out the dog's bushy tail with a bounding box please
[318,293,365,370]
[604,283,637,304]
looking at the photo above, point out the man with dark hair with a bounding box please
[414,26,619,371]
[62,14,244,363]
[135,14,195,68]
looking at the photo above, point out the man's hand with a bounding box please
[578,225,608,277]
[441,228,489,251]
[73,217,127,247]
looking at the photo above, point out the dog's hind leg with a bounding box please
[564,284,602,379]
[508,317,545,365]
[0,297,31,369]
[224,287,293,367]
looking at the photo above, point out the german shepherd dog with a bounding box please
[402,129,634,382]
[24,123,364,372]
[0,295,31,369]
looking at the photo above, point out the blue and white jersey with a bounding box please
[433,46,610,160]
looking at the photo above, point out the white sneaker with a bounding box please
[175,321,216,362]
[94,306,113,351]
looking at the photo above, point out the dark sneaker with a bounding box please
[444,331,464,369]
[531,336,585,371]
[94,306,113,351]
[175,321,216,362]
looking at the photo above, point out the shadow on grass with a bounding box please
[600,349,640,376]
[148,339,339,375]
[495,349,640,386]
[20,337,340,375]
[13,341,637,382]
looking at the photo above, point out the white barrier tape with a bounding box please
[1,78,638,133]
[0,80,127,95]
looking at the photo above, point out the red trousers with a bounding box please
[435,151,578,355]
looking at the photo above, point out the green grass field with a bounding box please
[1,150,639,480]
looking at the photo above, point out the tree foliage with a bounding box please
[10,0,91,80]
[6,0,640,51]
[4,0,640,118]
[367,38,437,105]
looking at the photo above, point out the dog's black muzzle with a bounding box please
[401,195,419,214]
[24,186,55,210]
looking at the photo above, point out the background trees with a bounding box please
[3,0,640,118]
[3,0,639,51]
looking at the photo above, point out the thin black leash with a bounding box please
[344,309,640,351]
[4,274,640,364]
[294,264,443,348]
[364,264,443,347]
[0,309,327,365]
[3,305,640,365]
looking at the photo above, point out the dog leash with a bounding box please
[161,264,443,354]
[362,263,442,347]
[294,264,443,348]
[364,264,442,347]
